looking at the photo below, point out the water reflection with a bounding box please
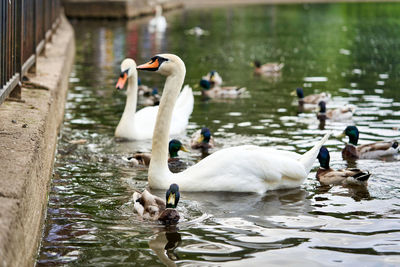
[38,2,400,266]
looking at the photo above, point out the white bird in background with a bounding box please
[148,5,167,33]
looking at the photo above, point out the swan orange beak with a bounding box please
[116,73,128,90]
[137,58,160,71]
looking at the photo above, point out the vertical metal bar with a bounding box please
[10,0,22,99]
[31,0,37,73]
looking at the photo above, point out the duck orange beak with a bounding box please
[116,72,128,90]
[137,58,160,71]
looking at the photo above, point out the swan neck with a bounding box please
[123,75,138,117]
[149,71,185,180]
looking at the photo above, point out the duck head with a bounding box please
[317,146,330,169]
[338,126,359,146]
[253,60,261,68]
[199,79,211,90]
[169,139,189,158]
[116,58,137,90]
[166,183,180,208]
[137,54,185,76]
[318,101,327,113]
[199,127,211,143]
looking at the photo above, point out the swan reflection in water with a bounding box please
[149,228,181,266]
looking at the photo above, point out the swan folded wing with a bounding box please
[173,145,306,193]
[170,85,194,135]
[134,106,159,139]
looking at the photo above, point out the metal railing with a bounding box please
[0,0,61,105]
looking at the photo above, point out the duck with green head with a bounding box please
[339,126,399,160]
[190,127,215,151]
[317,146,371,186]
[129,139,189,172]
[158,183,181,225]
[291,87,331,106]
[317,101,355,122]
[252,60,284,76]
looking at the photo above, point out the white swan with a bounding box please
[137,54,331,193]
[115,58,193,140]
[148,5,167,33]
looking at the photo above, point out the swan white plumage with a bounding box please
[148,5,167,33]
[137,54,331,193]
[115,58,193,140]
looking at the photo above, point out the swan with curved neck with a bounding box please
[137,54,331,193]
[115,58,193,140]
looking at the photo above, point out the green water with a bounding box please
[38,3,400,266]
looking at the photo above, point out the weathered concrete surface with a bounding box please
[0,15,75,267]
[63,0,183,18]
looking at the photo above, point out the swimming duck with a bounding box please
[338,126,399,160]
[291,87,331,106]
[136,54,331,193]
[115,58,193,140]
[129,139,189,172]
[253,60,284,75]
[132,183,180,225]
[316,146,371,186]
[202,70,223,87]
[190,127,215,151]
[185,26,209,37]
[317,101,355,121]
[138,88,160,107]
[199,79,246,99]
[157,183,181,225]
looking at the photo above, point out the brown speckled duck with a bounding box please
[339,126,399,160]
[132,183,180,226]
[316,146,371,186]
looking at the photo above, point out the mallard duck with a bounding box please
[128,139,189,172]
[138,88,160,107]
[253,60,284,75]
[199,79,246,99]
[136,54,331,193]
[132,183,180,225]
[190,127,215,151]
[115,58,193,140]
[338,126,399,160]
[202,70,223,87]
[148,5,167,33]
[291,87,331,105]
[157,183,180,225]
[316,146,371,186]
[317,101,355,121]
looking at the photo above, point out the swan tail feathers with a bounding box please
[299,131,332,174]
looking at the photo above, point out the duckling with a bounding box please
[291,87,331,106]
[190,127,215,151]
[317,101,355,121]
[339,126,399,160]
[199,79,246,99]
[253,60,284,75]
[129,139,189,172]
[316,146,371,186]
[158,183,181,226]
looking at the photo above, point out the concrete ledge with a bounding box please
[0,15,75,267]
[62,0,183,19]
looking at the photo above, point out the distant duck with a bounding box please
[291,87,331,105]
[148,5,167,33]
[316,146,371,186]
[115,58,193,140]
[129,139,189,173]
[338,126,399,160]
[199,79,246,99]
[202,70,223,87]
[132,183,180,225]
[253,60,284,75]
[157,183,181,226]
[317,101,355,121]
[190,127,215,151]
[185,26,209,37]
[138,88,160,107]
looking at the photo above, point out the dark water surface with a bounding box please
[37,3,400,266]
